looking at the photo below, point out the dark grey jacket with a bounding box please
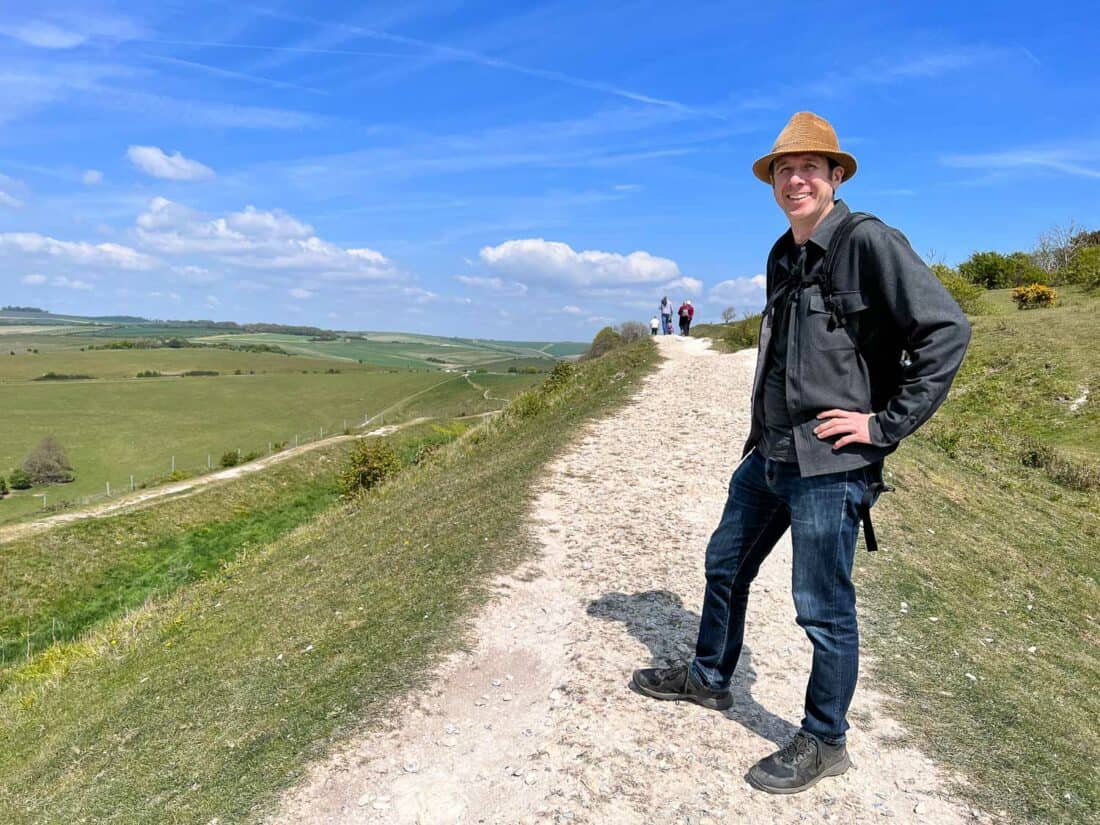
[743,201,971,477]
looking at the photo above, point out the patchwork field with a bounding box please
[0,312,565,526]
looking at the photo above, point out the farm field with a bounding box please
[193,331,585,369]
[0,366,543,524]
[0,311,575,525]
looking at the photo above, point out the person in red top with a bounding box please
[677,299,694,335]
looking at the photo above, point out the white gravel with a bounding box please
[273,335,994,825]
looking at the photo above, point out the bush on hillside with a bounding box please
[219,451,240,468]
[617,321,649,343]
[22,435,74,484]
[340,441,401,497]
[8,468,32,490]
[0,476,8,496]
[1012,283,1057,310]
[959,251,1047,289]
[931,264,987,315]
[585,326,623,359]
[1061,246,1100,290]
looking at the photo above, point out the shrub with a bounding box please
[33,372,92,381]
[340,441,401,497]
[22,436,74,484]
[931,264,987,315]
[616,321,649,343]
[959,251,1046,289]
[136,370,161,378]
[1020,438,1098,491]
[0,476,8,496]
[219,451,240,468]
[1012,283,1057,310]
[9,468,32,490]
[1060,246,1100,290]
[242,450,262,462]
[182,370,219,377]
[585,326,623,359]
[542,361,577,393]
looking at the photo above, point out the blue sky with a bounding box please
[1,1,1097,339]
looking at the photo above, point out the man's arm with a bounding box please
[814,225,971,449]
[863,225,971,447]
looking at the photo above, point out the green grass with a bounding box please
[852,286,1099,824]
[0,447,346,675]
[0,338,657,824]
[0,347,355,382]
[690,315,762,353]
[0,368,538,524]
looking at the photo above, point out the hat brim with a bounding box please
[752,150,857,184]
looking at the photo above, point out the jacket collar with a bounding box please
[771,200,849,281]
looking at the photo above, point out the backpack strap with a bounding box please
[820,211,881,329]
[821,211,896,552]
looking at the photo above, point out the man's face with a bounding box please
[771,153,844,227]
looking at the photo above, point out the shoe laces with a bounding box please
[777,732,817,766]
[654,664,688,682]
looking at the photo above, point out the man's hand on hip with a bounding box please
[814,410,874,448]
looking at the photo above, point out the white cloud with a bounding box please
[205,294,221,308]
[0,231,156,269]
[479,238,681,287]
[941,144,1100,179]
[0,16,141,49]
[82,169,103,185]
[708,275,767,311]
[22,273,47,284]
[172,264,220,284]
[402,287,439,304]
[561,305,583,315]
[454,274,528,295]
[135,198,398,281]
[51,276,93,290]
[0,173,26,207]
[289,287,313,299]
[127,146,215,181]
[663,276,703,296]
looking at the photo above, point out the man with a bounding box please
[678,299,694,336]
[632,112,971,794]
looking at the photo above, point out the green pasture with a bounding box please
[0,369,539,525]
[0,347,363,382]
[193,331,584,369]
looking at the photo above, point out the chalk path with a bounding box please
[274,335,992,825]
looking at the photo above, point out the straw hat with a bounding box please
[752,111,857,184]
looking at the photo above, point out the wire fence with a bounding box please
[29,408,398,515]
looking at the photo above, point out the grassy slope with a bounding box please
[0,442,350,673]
[854,287,1098,824]
[0,341,657,824]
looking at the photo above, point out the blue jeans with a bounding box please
[690,450,871,743]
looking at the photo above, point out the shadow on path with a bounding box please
[587,589,798,746]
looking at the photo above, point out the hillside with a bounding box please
[0,339,658,823]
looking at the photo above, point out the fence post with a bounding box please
[171,455,175,473]
[320,427,324,439]
[295,434,299,447]
[207,454,212,470]
[130,475,134,491]
[106,481,110,497]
